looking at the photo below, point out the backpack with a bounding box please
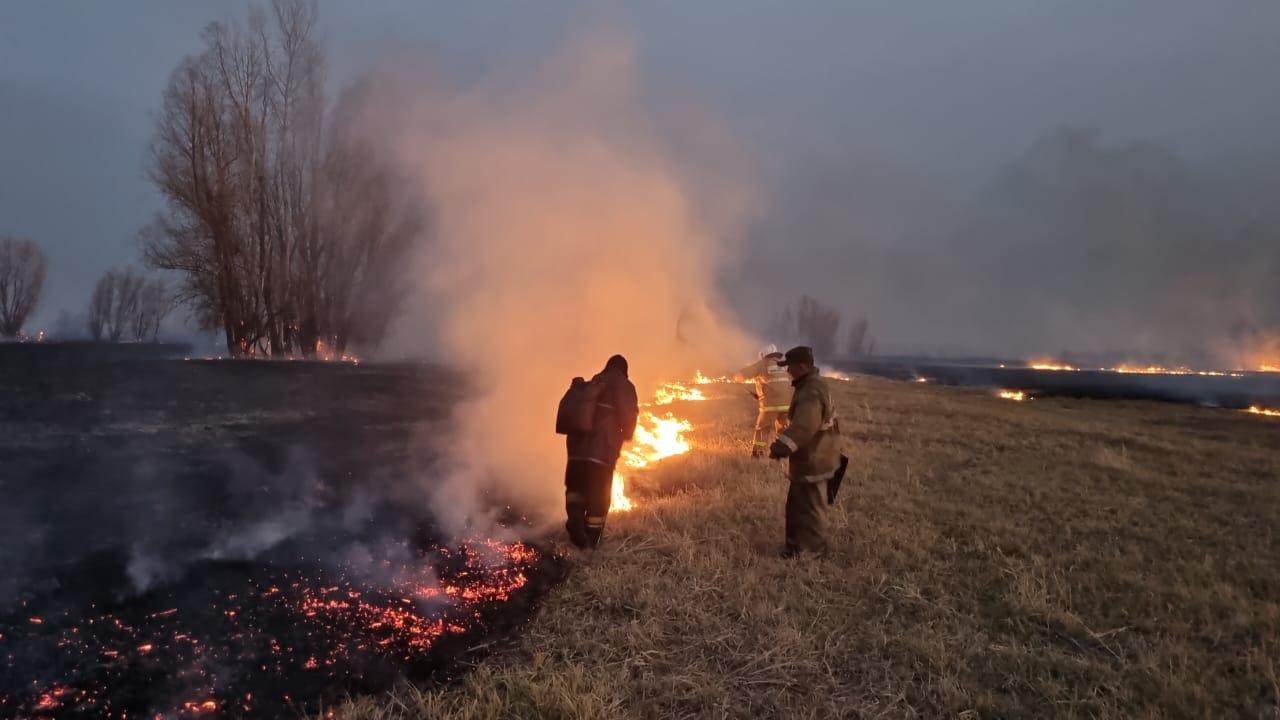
[556,376,604,435]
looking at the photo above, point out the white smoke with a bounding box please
[354,29,758,535]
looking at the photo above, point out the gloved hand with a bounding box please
[768,440,788,460]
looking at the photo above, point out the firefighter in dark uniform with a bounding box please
[769,346,843,557]
[734,344,793,458]
[564,354,639,549]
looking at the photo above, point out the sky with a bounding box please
[3,1,1279,360]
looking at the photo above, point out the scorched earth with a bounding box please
[0,345,563,718]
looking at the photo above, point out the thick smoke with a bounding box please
[359,32,756,533]
[734,129,1280,367]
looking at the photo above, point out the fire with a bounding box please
[1028,358,1077,371]
[623,413,694,469]
[649,382,706,406]
[693,370,729,385]
[1260,365,1280,373]
[610,412,695,512]
[611,377,702,512]
[997,390,1028,402]
[313,339,360,364]
[1106,364,1238,377]
[1246,406,1280,418]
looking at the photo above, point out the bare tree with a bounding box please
[136,278,175,341]
[766,304,796,347]
[88,271,116,340]
[142,0,414,358]
[846,317,876,357]
[0,236,47,338]
[89,267,170,341]
[795,295,841,362]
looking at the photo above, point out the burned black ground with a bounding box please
[0,346,564,718]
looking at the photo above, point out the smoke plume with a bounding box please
[356,31,756,533]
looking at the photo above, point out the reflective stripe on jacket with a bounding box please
[774,370,841,483]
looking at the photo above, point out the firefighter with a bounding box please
[769,346,844,557]
[564,354,639,549]
[734,344,793,458]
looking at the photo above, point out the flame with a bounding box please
[610,376,701,512]
[313,340,360,364]
[693,370,729,385]
[1028,358,1077,371]
[1260,364,1280,373]
[610,471,634,512]
[1246,406,1280,418]
[610,412,695,512]
[649,382,706,406]
[1106,364,1239,377]
[623,413,694,469]
[997,390,1028,402]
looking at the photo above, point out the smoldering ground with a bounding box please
[0,350,566,717]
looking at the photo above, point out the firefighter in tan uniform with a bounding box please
[734,344,793,458]
[769,346,846,557]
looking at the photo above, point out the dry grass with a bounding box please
[339,377,1280,719]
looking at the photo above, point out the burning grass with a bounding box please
[344,374,1280,719]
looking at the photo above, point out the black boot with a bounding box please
[565,519,588,549]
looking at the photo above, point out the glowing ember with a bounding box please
[1,539,542,718]
[997,390,1028,401]
[1246,406,1280,417]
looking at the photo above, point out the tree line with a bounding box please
[0,236,47,339]
[88,267,174,342]
[768,294,876,362]
[0,235,177,343]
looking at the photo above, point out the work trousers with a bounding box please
[784,480,829,556]
[565,459,614,549]
[752,409,789,456]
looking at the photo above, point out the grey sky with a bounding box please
[3,1,1279,357]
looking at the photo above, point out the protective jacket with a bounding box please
[770,370,841,483]
[566,365,638,467]
[736,356,793,412]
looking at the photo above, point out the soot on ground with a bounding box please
[1,536,560,718]
[0,346,565,718]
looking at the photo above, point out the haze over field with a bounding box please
[3,1,1280,364]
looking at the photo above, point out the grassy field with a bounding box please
[340,375,1280,719]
